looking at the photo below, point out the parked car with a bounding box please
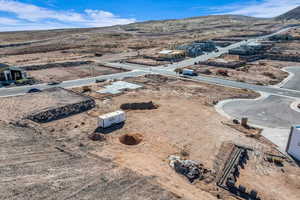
[48,81,61,85]
[95,79,105,83]
[27,88,41,93]
[1,81,11,86]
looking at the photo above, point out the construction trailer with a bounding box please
[98,110,126,129]
[286,126,300,161]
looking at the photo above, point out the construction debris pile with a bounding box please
[169,155,208,183]
[89,132,105,141]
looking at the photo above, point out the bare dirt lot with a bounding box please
[1,74,300,199]
[27,64,124,82]
[0,121,183,200]
[0,87,90,122]
[0,15,282,68]
[34,75,298,200]
[191,60,290,86]
[236,150,300,200]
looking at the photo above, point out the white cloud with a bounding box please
[0,17,19,25]
[216,0,300,18]
[0,0,136,31]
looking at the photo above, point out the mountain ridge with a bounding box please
[276,6,300,20]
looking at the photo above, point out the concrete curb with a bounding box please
[290,101,300,113]
[214,93,291,153]
[273,67,295,88]
[214,92,269,121]
[272,66,296,88]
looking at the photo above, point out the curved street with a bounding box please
[218,66,300,151]
[221,67,300,129]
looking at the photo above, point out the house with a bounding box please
[286,126,300,161]
[158,50,186,61]
[177,41,217,57]
[0,64,27,82]
[229,42,263,56]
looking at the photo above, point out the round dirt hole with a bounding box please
[119,134,143,145]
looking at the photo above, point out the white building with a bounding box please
[286,126,300,161]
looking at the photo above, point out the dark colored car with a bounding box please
[2,82,11,86]
[48,81,61,85]
[27,88,42,93]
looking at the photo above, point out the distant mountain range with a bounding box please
[276,6,300,20]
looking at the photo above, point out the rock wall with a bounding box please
[265,53,300,62]
[198,61,246,69]
[239,55,266,62]
[22,61,93,71]
[27,99,95,123]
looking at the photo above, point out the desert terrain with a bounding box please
[0,6,300,200]
[0,74,299,199]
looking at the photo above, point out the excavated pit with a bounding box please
[119,134,143,145]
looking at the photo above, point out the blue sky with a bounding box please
[0,0,299,31]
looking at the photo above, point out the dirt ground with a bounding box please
[0,87,90,122]
[27,64,124,82]
[236,150,300,200]
[0,50,91,66]
[38,75,299,200]
[191,60,290,86]
[126,57,168,66]
[1,75,299,199]
[0,15,282,68]
[0,121,183,200]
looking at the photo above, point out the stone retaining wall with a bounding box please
[27,98,95,123]
[198,61,246,69]
[22,61,93,71]
[264,53,300,62]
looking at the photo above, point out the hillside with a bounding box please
[0,14,284,67]
[276,6,300,20]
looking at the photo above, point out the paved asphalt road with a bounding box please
[216,66,300,152]
[222,95,300,128]
[220,66,300,128]
[155,69,300,99]
[0,70,146,97]
[0,25,296,98]
[281,67,300,90]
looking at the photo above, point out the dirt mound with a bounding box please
[89,133,105,141]
[120,101,159,110]
[119,134,143,145]
[144,74,176,83]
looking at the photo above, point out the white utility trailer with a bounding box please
[182,69,197,76]
[286,126,300,161]
[98,110,126,128]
